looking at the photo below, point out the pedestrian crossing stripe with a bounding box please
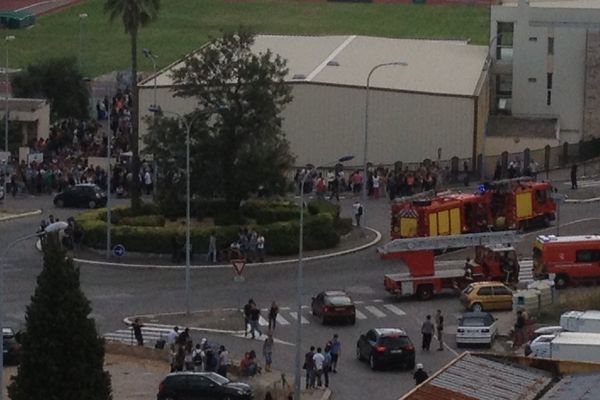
[365,306,386,318]
[289,312,310,324]
[276,314,290,326]
[258,316,269,326]
[383,304,406,316]
[355,309,367,320]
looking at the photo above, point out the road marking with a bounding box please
[276,314,290,326]
[280,307,291,311]
[365,306,386,318]
[383,304,406,316]
[259,316,269,326]
[354,301,364,305]
[372,299,384,303]
[355,309,367,320]
[289,312,310,324]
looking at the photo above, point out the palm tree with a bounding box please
[105,0,160,212]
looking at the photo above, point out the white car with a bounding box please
[456,312,498,348]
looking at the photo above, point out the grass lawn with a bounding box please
[12,0,489,77]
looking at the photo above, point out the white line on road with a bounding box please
[258,316,269,326]
[355,310,367,320]
[354,301,364,305]
[365,306,386,318]
[372,299,384,303]
[383,304,406,316]
[276,314,290,326]
[289,312,310,324]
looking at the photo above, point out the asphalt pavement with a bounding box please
[2,176,600,400]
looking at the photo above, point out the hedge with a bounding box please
[308,199,340,219]
[76,207,341,256]
[118,214,165,227]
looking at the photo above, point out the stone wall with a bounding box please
[583,30,600,139]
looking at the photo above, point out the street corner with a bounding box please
[129,308,244,334]
[560,178,600,203]
[0,208,42,222]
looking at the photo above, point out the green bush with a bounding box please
[334,217,353,236]
[240,199,298,219]
[307,199,340,218]
[254,206,298,225]
[118,214,165,227]
[304,213,340,250]
[213,212,247,226]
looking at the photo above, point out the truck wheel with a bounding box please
[543,215,551,227]
[555,275,568,289]
[471,302,483,312]
[416,285,434,301]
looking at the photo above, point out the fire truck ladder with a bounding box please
[378,231,521,254]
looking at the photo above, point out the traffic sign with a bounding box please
[232,258,246,276]
[113,244,126,257]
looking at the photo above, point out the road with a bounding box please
[1,188,599,400]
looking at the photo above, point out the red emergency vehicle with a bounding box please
[533,235,600,288]
[390,178,555,239]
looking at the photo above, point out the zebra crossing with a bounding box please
[518,259,534,283]
[563,179,600,188]
[103,301,410,345]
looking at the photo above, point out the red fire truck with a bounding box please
[381,232,520,300]
[533,235,600,288]
[390,178,556,239]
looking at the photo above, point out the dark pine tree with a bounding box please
[8,234,112,400]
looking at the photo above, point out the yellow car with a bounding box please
[460,281,513,312]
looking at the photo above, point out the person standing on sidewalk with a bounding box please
[435,309,445,351]
[207,231,217,263]
[268,301,279,332]
[421,315,433,351]
[312,347,325,388]
[263,332,274,372]
[329,334,341,373]
[243,299,254,337]
[218,345,230,377]
[132,318,144,346]
[323,344,332,388]
[304,346,315,389]
[571,164,578,190]
[353,200,363,227]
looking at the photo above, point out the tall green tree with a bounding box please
[8,234,112,400]
[148,30,294,209]
[105,0,160,212]
[11,57,89,120]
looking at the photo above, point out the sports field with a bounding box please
[12,0,489,77]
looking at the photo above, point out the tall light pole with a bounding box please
[106,87,112,260]
[0,221,68,400]
[293,155,354,400]
[78,13,88,72]
[149,106,226,315]
[362,62,407,230]
[142,48,159,198]
[3,35,15,211]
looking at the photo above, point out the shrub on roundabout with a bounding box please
[75,199,350,257]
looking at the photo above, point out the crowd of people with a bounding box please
[303,334,341,390]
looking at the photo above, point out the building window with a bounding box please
[528,78,537,83]
[548,37,554,55]
[496,22,514,61]
[547,73,553,90]
[529,37,538,42]
[547,91,552,106]
[496,74,513,95]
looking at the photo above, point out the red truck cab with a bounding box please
[533,235,600,288]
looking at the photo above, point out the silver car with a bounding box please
[456,312,498,348]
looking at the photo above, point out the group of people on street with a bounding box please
[303,334,341,390]
[420,310,445,352]
[164,326,231,377]
[229,228,266,263]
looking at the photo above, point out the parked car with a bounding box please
[456,312,498,348]
[157,371,253,400]
[460,281,513,312]
[524,326,564,356]
[311,290,356,325]
[53,184,107,209]
[356,328,415,370]
[3,327,21,365]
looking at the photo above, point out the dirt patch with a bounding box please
[139,309,243,332]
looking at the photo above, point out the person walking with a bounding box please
[329,334,341,373]
[421,315,434,351]
[243,299,254,337]
[268,301,279,332]
[413,363,429,385]
[571,164,578,190]
[352,200,363,227]
[304,346,316,389]
[263,332,274,372]
[207,231,217,263]
[132,318,144,347]
[312,347,325,388]
[249,302,262,339]
[192,343,203,372]
[257,233,266,262]
[435,309,445,351]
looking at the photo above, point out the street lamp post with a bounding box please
[362,62,407,229]
[3,35,15,211]
[293,155,354,400]
[143,49,159,198]
[78,13,88,72]
[149,106,225,315]
[0,221,69,400]
[106,88,112,260]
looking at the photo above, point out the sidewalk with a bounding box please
[0,208,42,222]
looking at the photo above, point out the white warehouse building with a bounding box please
[490,0,600,144]
[139,35,490,167]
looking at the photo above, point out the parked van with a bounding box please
[533,235,600,288]
[560,310,600,333]
[528,332,600,363]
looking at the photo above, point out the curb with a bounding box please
[565,196,600,204]
[73,227,382,270]
[0,209,42,222]
[123,310,245,336]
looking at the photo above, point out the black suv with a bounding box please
[54,184,107,209]
[356,328,415,370]
[157,372,253,400]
